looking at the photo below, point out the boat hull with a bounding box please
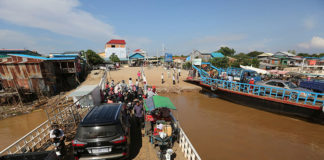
[186,79,324,122]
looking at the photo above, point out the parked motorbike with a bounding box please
[153,132,174,160]
[53,137,65,159]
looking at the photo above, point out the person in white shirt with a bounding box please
[178,68,181,76]
[128,78,133,87]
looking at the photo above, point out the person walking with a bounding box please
[172,74,175,85]
[177,72,179,83]
[135,79,139,90]
[137,71,141,81]
[128,78,133,87]
[178,68,181,76]
[134,102,144,128]
[161,73,164,84]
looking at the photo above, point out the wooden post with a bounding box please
[12,79,23,108]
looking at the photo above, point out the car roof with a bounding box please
[265,79,288,83]
[80,103,122,126]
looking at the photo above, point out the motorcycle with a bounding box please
[152,132,174,160]
[53,137,66,159]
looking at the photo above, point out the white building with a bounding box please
[104,39,127,59]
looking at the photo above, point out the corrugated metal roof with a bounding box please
[69,85,98,97]
[8,54,76,60]
[106,39,126,44]
[211,52,224,58]
[129,53,144,59]
[9,54,48,60]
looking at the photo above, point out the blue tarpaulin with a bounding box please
[164,53,173,62]
[186,56,191,61]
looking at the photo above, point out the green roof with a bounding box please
[144,95,176,111]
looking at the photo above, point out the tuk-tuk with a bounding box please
[143,95,179,160]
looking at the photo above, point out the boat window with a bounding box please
[277,83,285,87]
[266,81,277,86]
[284,82,297,88]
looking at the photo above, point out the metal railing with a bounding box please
[0,70,107,156]
[194,66,324,107]
[0,120,51,155]
[179,126,201,160]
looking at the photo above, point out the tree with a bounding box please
[247,51,263,58]
[233,52,247,59]
[288,50,296,55]
[297,53,309,57]
[85,49,104,65]
[209,57,229,68]
[109,53,120,62]
[251,58,260,68]
[215,47,236,57]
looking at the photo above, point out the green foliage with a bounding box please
[288,50,296,55]
[230,52,260,68]
[251,58,260,68]
[182,62,192,70]
[233,52,248,59]
[247,51,263,58]
[216,46,236,57]
[297,53,324,58]
[85,49,104,65]
[209,57,229,68]
[109,53,120,62]
[297,53,309,57]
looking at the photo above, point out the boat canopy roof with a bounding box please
[144,95,176,111]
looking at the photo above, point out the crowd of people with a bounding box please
[102,74,158,104]
[101,71,160,129]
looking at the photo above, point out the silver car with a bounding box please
[255,79,312,97]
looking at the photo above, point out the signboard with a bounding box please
[164,53,173,62]
[192,58,202,65]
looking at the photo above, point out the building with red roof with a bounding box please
[105,39,127,59]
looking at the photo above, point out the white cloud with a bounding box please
[298,36,324,49]
[0,0,118,41]
[0,29,37,48]
[303,17,316,30]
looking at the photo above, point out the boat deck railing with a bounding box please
[193,66,324,108]
[178,124,201,160]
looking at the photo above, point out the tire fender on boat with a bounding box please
[211,83,218,91]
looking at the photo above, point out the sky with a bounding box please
[0,0,323,56]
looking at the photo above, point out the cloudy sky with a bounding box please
[0,0,323,55]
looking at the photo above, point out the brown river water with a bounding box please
[0,109,47,151]
[163,91,324,160]
[1,91,324,159]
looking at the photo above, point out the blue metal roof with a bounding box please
[211,52,224,58]
[8,54,76,60]
[9,54,48,60]
[129,53,144,59]
[186,56,191,61]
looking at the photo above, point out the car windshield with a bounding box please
[76,125,123,139]
[284,82,297,88]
